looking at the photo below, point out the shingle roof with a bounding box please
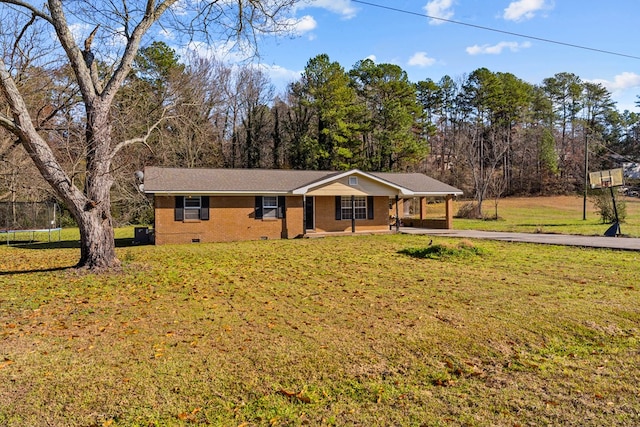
[143,167,330,193]
[143,167,462,196]
[371,172,463,195]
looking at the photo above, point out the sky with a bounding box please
[219,0,640,112]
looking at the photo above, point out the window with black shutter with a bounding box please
[200,196,210,220]
[277,196,286,219]
[255,196,286,219]
[255,196,263,219]
[175,196,209,221]
[174,196,184,221]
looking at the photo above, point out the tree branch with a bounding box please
[102,0,179,103]
[0,114,19,133]
[47,0,96,102]
[0,55,85,206]
[1,0,53,24]
[83,25,103,93]
[12,13,37,60]
[109,111,170,159]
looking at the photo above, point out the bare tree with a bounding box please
[235,66,274,168]
[167,54,232,168]
[0,0,300,269]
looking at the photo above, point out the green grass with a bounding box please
[1,232,639,426]
[441,195,640,237]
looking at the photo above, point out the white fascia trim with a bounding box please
[407,191,464,197]
[292,169,414,195]
[144,190,290,196]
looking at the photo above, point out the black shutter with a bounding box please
[335,196,342,220]
[367,196,374,220]
[255,196,263,219]
[174,196,184,221]
[200,196,210,220]
[277,196,286,219]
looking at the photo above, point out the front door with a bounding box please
[305,197,315,230]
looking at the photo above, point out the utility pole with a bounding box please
[583,132,588,220]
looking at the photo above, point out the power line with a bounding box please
[351,0,640,61]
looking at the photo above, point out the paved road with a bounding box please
[400,228,640,251]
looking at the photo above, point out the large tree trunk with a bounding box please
[76,205,118,269]
[55,159,118,269]
[77,101,119,269]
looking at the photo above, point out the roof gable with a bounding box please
[292,169,411,195]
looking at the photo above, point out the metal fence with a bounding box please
[0,201,60,231]
[0,202,62,244]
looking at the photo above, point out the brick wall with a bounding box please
[314,196,390,233]
[154,195,305,245]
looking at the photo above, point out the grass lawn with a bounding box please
[1,229,639,425]
[427,195,640,237]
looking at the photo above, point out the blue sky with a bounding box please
[239,0,640,112]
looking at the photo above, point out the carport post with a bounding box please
[445,195,454,229]
[395,195,400,232]
[351,195,356,233]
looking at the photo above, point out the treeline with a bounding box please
[2,42,640,223]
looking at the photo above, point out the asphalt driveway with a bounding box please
[400,228,640,251]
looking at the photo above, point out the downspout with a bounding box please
[302,194,306,235]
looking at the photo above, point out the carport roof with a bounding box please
[371,172,463,196]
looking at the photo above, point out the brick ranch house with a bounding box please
[142,167,463,245]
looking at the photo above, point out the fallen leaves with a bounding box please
[0,358,14,369]
[278,389,311,404]
[177,407,202,423]
[432,378,456,387]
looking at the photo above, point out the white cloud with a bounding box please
[301,0,358,19]
[424,0,455,25]
[587,73,640,112]
[260,63,302,84]
[285,14,317,35]
[503,0,550,22]
[466,41,532,55]
[588,72,640,109]
[365,54,377,62]
[255,63,304,94]
[408,51,436,67]
[592,72,640,91]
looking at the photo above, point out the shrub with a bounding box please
[398,240,485,260]
[455,202,480,219]
[590,189,626,224]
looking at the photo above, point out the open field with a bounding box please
[426,195,640,237]
[1,230,639,426]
